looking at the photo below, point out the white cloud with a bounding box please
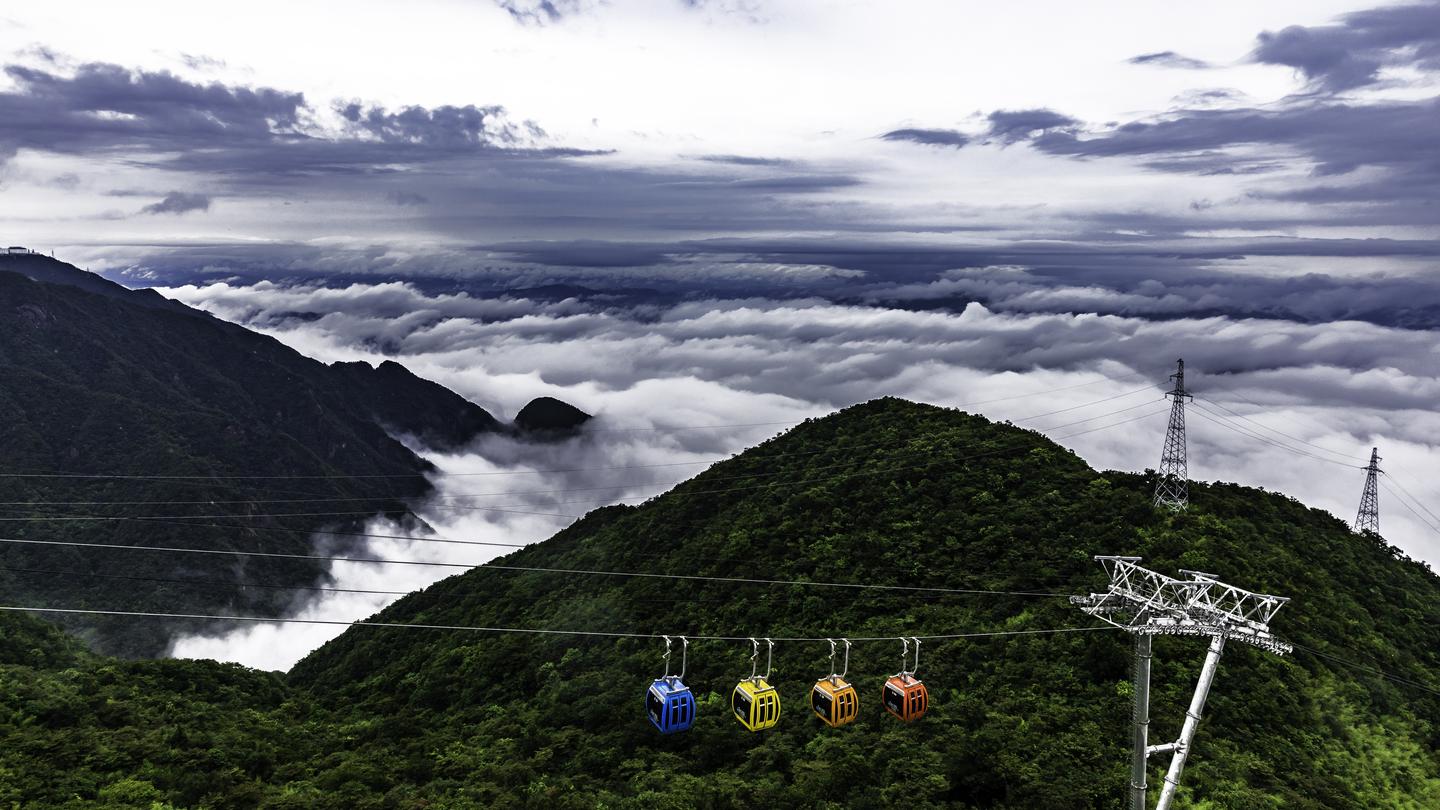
[162,280,1440,668]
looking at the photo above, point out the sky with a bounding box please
[1,0,1438,669]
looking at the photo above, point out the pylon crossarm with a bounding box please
[1081,556,1292,809]
[1169,577,1289,628]
[1102,557,1182,605]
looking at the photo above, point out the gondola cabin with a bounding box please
[647,676,696,733]
[732,678,780,732]
[883,673,928,722]
[811,677,859,727]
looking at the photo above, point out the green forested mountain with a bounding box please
[0,255,503,656]
[1,398,1437,808]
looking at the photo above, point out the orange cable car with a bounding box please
[811,638,859,728]
[732,637,780,732]
[883,636,928,722]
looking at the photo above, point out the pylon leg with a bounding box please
[1130,633,1153,810]
[1155,634,1226,810]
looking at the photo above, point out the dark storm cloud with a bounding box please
[486,240,676,268]
[693,154,796,167]
[140,191,212,215]
[1128,51,1212,69]
[123,232,1440,330]
[0,59,879,239]
[1252,3,1440,91]
[0,61,573,175]
[985,109,1079,144]
[993,4,1440,205]
[866,261,1440,331]
[0,62,303,161]
[880,128,969,148]
[1136,153,1286,176]
[1028,96,1439,214]
[338,102,517,146]
[1041,98,1436,174]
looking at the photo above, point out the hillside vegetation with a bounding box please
[1,398,1438,808]
[0,255,500,656]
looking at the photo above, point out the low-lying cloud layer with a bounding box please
[160,278,1440,669]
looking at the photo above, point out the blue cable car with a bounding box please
[647,636,695,733]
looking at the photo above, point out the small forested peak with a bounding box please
[514,396,593,435]
[327,358,500,450]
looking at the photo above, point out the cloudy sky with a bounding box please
[2,1,1438,667]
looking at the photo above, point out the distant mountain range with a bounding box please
[0,253,587,656]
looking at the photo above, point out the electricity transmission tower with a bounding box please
[1073,556,1290,810]
[1354,447,1381,534]
[1153,359,1193,511]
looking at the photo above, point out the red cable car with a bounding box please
[883,636,928,722]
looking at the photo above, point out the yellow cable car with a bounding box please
[811,638,859,728]
[733,637,780,732]
[883,637,928,723]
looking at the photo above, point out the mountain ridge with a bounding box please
[1,398,1437,807]
[0,254,579,656]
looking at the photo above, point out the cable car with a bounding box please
[811,638,859,728]
[647,636,695,734]
[883,637,928,722]
[733,638,780,732]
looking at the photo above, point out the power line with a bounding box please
[0,504,575,523]
[12,388,1164,506]
[0,402,1167,527]
[0,374,1152,484]
[0,566,411,597]
[1379,480,1440,536]
[1190,405,1440,537]
[1287,640,1440,698]
[1197,398,1365,465]
[0,395,1167,516]
[0,397,1152,510]
[0,537,1073,598]
[0,565,1079,604]
[0,408,1166,591]
[1382,472,1440,529]
[1188,405,1362,469]
[0,604,1112,644]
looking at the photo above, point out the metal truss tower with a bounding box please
[1073,557,1290,810]
[1154,360,1193,511]
[1354,447,1381,534]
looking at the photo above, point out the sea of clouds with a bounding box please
[160,279,1440,670]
